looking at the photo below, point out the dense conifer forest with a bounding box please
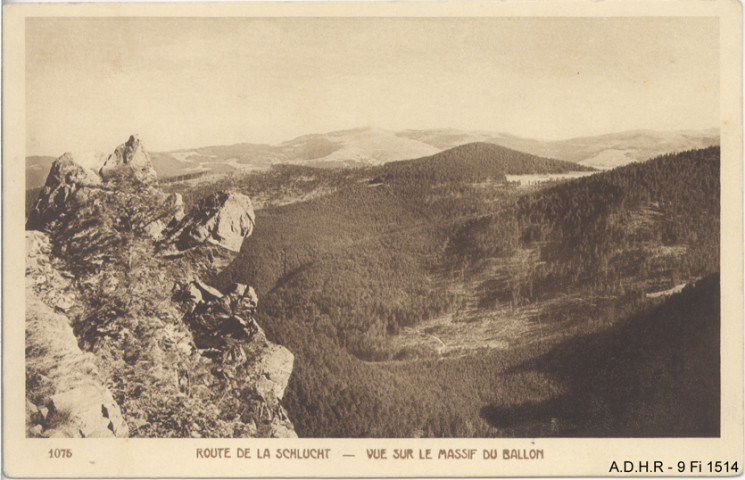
[211,146,720,436]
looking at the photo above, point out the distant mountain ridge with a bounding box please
[400,127,720,169]
[26,127,719,189]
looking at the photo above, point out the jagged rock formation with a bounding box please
[25,135,295,438]
[26,153,103,232]
[99,134,158,185]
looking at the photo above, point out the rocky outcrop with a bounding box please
[26,153,103,231]
[175,277,296,438]
[26,136,163,234]
[99,134,158,185]
[25,135,295,438]
[165,192,255,252]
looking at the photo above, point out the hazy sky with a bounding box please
[26,17,719,155]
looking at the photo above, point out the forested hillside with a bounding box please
[379,142,594,184]
[150,146,719,436]
[452,147,720,303]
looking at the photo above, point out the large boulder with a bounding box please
[255,344,294,401]
[171,192,255,252]
[26,292,129,438]
[48,386,129,438]
[99,134,157,185]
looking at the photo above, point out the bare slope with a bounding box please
[149,127,439,179]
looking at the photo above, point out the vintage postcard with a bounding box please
[3,0,743,477]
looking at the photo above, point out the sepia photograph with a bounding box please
[21,13,725,439]
[4,1,743,477]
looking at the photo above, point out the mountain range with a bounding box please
[26,127,719,189]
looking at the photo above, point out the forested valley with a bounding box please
[53,143,719,437]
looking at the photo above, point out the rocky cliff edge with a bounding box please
[25,135,296,438]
